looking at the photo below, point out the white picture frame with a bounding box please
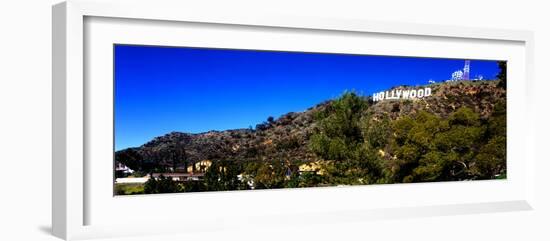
[52,0,535,240]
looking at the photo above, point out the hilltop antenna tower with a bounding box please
[463,60,470,80]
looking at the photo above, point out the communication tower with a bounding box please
[463,60,470,80]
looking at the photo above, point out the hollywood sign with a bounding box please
[372,87,432,102]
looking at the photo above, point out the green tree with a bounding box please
[496,61,507,89]
[204,160,244,191]
[362,114,391,150]
[434,107,484,180]
[181,180,206,192]
[115,148,143,172]
[309,92,384,184]
[143,175,180,194]
[389,111,445,182]
[389,108,485,182]
[473,101,506,179]
[473,135,506,179]
[284,168,302,188]
[310,92,367,161]
[253,161,286,189]
[298,171,324,187]
[487,101,506,137]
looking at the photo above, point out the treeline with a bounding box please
[140,160,328,194]
[308,92,506,185]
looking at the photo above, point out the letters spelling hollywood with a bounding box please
[372,87,432,102]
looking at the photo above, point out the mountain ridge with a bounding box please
[116,80,505,173]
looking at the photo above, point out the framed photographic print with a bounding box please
[113,45,507,195]
[53,0,535,240]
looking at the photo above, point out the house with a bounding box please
[115,162,134,177]
[299,161,327,175]
[151,172,205,182]
[186,160,213,173]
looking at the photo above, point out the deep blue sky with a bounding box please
[115,45,500,150]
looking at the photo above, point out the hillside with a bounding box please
[116,80,506,176]
[368,80,505,120]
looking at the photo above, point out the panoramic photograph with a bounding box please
[114,45,507,195]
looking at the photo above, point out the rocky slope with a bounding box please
[116,80,506,171]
